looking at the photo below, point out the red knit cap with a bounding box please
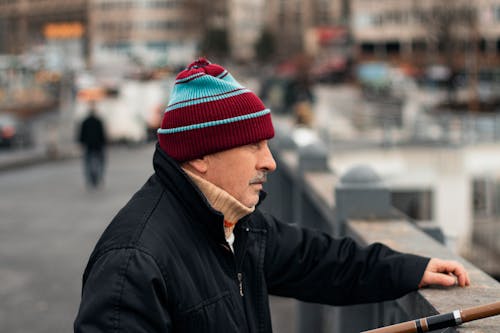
[157,58,274,162]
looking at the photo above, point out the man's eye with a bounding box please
[247,141,266,151]
[252,143,263,150]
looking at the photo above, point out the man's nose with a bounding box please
[260,142,277,172]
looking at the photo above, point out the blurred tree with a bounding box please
[419,2,479,110]
[200,28,230,59]
[255,29,276,63]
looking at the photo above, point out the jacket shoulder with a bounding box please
[88,175,167,261]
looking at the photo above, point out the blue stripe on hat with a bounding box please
[166,88,252,112]
[158,109,270,134]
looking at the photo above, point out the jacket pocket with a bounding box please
[174,291,245,332]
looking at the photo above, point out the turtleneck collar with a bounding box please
[182,167,254,239]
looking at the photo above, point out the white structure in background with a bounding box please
[228,0,265,62]
[328,145,500,254]
[75,77,172,144]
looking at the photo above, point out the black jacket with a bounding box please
[78,114,106,150]
[74,145,430,332]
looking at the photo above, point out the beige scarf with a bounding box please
[183,168,254,249]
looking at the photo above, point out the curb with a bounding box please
[0,148,80,172]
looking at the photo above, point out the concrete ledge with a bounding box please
[347,219,500,332]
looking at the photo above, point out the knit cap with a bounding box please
[157,58,274,162]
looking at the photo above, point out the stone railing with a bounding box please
[262,123,500,333]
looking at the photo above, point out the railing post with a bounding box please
[293,141,329,227]
[332,165,392,332]
[295,140,329,333]
[334,164,392,237]
[264,122,297,221]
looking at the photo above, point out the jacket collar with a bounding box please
[182,168,254,235]
[153,144,226,244]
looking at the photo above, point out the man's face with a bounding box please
[203,140,277,208]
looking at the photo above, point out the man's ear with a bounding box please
[183,157,208,174]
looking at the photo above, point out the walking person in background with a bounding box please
[284,54,315,127]
[74,59,469,332]
[78,105,107,188]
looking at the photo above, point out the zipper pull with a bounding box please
[237,273,244,296]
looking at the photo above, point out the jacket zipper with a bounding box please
[237,272,244,296]
[221,224,250,298]
[220,243,244,297]
[235,225,250,298]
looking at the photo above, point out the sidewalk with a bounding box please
[0,145,79,172]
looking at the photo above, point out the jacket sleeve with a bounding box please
[263,215,430,305]
[74,248,171,332]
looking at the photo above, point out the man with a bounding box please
[74,59,469,332]
[78,106,107,188]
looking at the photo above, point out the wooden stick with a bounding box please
[361,301,500,333]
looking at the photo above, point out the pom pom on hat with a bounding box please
[157,58,274,162]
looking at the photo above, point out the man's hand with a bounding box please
[419,258,470,288]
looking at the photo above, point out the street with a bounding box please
[0,144,154,332]
[0,142,296,332]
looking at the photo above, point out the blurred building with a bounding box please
[0,0,88,70]
[262,0,345,60]
[352,0,500,68]
[228,0,266,62]
[89,0,201,68]
[0,0,232,69]
[2,0,500,71]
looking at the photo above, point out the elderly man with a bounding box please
[74,59,469,332]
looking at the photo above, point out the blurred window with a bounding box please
[99,1,136,10]
[412,39,427,52]
[479,38,487,53]
[413,10,427,24]
[278,0,286,28]
[361,43,375,54]
[147,42,167,50]
[104,42,131,52]
[386,41,400,54]
[146,0,181,8]
[144,20,184,31]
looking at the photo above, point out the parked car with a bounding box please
[0,114,31,149]
[0,114,18,148]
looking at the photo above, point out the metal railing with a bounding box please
[318,99,500,150]
[262,121,500,333]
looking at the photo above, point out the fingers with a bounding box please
[419,258,471,288]
[419,271,455,288]
[430,272,457,286]
[439,259,470,287]
[450,260,469,287]
[453,263,471,287]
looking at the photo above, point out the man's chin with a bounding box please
[243,195,260,209]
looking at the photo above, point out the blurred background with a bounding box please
[1,0,500,148]
[1,0,500,332]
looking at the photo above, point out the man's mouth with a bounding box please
[249,172,267,185]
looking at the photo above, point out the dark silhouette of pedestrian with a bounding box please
[78,106,107,188]
[284,56,315,127]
